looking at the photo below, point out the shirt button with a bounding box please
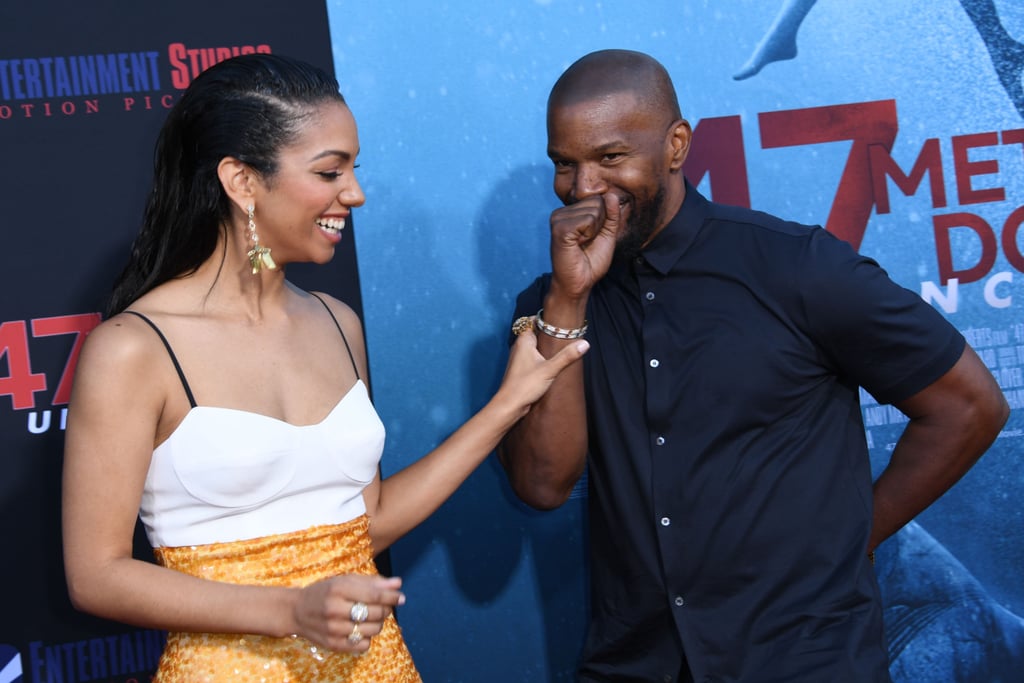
[660,517,671,526]
[655,436,666,446]
[645,291,655,301]
[674,596,685,607]
[650,359,660,368]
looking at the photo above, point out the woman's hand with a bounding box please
[496,326,589,417]
[359,324,588,552]
[292,574,406,653]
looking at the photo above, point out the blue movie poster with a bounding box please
[327,1,1024,680]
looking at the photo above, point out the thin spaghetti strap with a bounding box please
[123,311,198,408]
[309,292,361,381]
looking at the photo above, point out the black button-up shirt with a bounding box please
[513,182,964,682]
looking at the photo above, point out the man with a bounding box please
[499,49,1009,682]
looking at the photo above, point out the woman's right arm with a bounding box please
[62,317,401,652]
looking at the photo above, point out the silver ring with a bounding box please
[347,622,363,645]
[350,601,369,623]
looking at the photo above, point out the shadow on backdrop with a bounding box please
[470,163,591,680]
[365,172,585,680]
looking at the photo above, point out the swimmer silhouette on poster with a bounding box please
[735,0,1024,120]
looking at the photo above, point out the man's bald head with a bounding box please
[548,49,682,123]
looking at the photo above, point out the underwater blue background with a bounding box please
[327,1,1024,679]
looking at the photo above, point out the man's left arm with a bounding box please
[869,344,1009,553]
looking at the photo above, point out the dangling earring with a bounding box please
[246,204,277,274]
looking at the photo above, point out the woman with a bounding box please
[61,53,587,682]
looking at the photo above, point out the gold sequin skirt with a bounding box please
[151,515,421,682]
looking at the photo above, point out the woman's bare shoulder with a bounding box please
[308,290,364,331]
[68,310,173,427]
[75,308,187,405]
[81,311,167,365]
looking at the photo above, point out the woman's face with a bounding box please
[251,100,365,266]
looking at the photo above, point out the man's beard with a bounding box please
[615,185,665,262]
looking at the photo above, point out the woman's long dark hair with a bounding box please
[106,53,346,316]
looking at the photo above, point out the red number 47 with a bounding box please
[0,313,101,411]
[684,100,899,252]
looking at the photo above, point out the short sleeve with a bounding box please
[798,229,965,405]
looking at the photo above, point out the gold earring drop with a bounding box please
[246,204,277,274]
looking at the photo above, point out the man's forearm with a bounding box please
[870,349,1009,550]
[499,357,587,509]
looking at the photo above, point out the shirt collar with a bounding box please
[641,178,710,275]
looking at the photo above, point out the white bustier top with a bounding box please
[140,379,384,548]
